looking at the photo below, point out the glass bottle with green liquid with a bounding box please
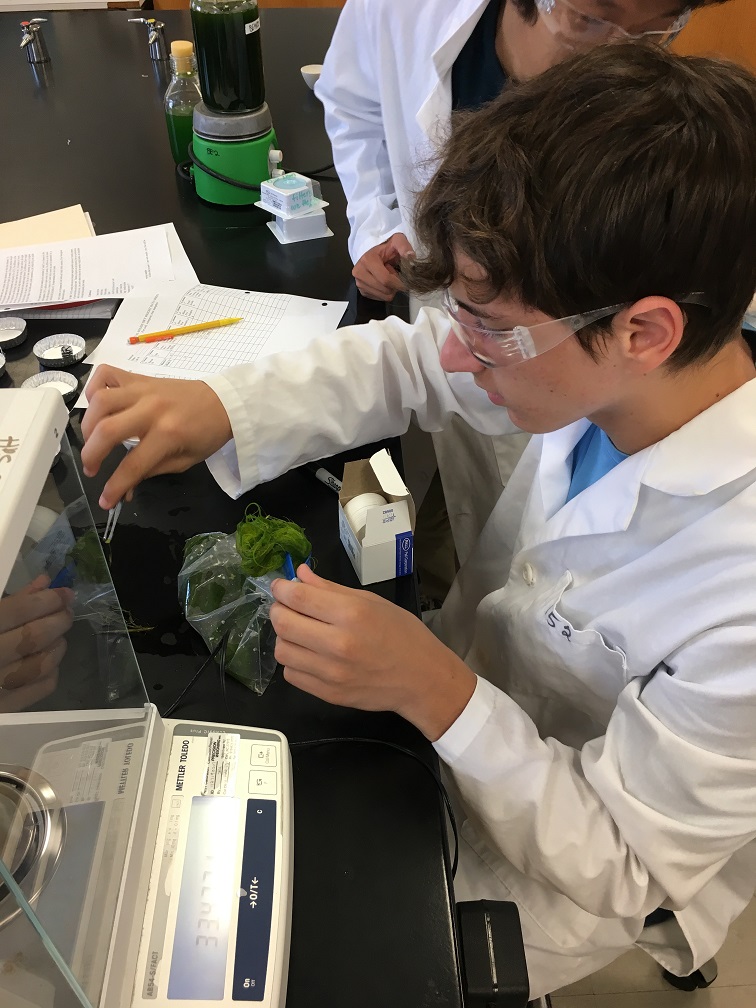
[164,40,202,164]
[190,0,265,114]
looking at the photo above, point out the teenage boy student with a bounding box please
[81,47,756,997]
[316,0,736,595]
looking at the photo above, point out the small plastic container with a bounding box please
[33,333,86,369]
[21,370,79,404]
[259,172,314,215]
[0,316,27,351]
[266,208,333,245]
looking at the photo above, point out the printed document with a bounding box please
[0,226,175,310]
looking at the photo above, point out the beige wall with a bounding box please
[673,0,756,73]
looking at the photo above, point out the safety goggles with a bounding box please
[535,0,690,49]
[442,289,707,368]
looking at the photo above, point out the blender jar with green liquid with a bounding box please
[190,0,265,113]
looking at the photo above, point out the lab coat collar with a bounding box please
[639,376,756,494]
[534,419,644,542]
[416,0,492,140]
[532,377,756,543]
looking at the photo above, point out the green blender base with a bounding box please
[191,101,278,206]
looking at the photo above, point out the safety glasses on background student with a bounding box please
[442,290,708,368]
[535,0,690,50]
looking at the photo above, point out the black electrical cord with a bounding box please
[289,736,459,880]
[176,148,338,189]
[217,625,230,717]
[297,163,336,179]
[187,142,263,191]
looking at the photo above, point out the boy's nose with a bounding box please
[440,329,486,373]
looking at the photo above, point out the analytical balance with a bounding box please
[0,389,293,1008]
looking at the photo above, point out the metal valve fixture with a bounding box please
[128,17,169,62]
[20,19,49,64]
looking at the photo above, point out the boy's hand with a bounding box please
[0,576,73,712]
[353,233,414,301]
[80,365,233,510]
[270,565,476,741]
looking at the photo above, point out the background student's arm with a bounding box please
[315,0,406,266]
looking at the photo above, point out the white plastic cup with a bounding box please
[300,64,323,90]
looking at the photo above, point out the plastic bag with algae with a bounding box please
[178,507,311,694]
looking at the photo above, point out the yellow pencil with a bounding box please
[128,316,244,345]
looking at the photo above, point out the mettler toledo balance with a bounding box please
[0,388,293,1008]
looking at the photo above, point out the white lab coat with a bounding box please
[204,309,756,995]
[315,0,491,264]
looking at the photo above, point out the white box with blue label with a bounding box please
[338,448,415,585]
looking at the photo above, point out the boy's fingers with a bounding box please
[0,588,70,635]
[1,608,73,662]
[97,436,174,510]
[2,638,67,689]
[84,364,131,402]
[281,663,339,705]
[80,389,144,475]
[271,576,355,622]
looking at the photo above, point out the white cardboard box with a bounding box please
[338,449,415,586]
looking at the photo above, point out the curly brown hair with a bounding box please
[406,44,756,369]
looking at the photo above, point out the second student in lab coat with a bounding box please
[80,47,756,997]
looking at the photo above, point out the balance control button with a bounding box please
[250,745,277,768]
[248,770,278,795]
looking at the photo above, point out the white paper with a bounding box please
[81,280,347,387]
[0,225,175,310]
[5,299,122,321]
[163,222,199,285]
[0,224,198,320]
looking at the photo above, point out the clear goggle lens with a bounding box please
[535,0,690,49]
[442,289,708,368]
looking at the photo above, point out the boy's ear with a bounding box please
[614,297,686,372]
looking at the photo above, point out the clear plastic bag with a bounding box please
[178,532,281,695]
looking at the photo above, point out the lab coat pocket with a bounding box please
[516,570,629,730]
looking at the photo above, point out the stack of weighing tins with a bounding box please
[338,449,415,585]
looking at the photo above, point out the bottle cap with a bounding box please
[171,40,194,58]
[170,39,195,73]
